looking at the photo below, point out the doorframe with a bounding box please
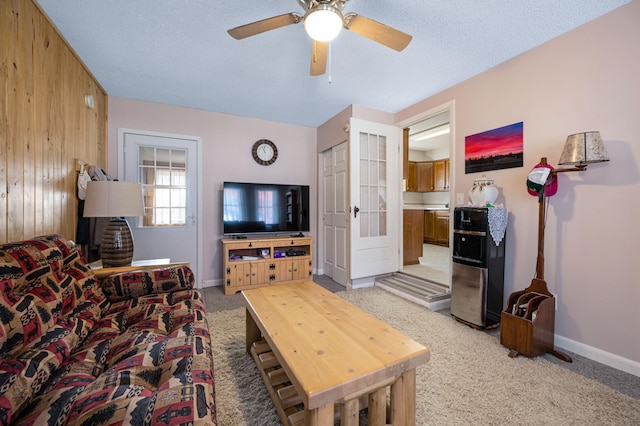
[395,100,456,278]
[117,128,204,288]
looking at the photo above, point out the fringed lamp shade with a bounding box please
[559,131,610,165]
[83,181,145,267]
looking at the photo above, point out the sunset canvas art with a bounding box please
[465,122,524,173]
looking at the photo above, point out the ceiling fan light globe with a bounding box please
[304,7,343,42]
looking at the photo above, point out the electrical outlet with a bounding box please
[456,193,464,205]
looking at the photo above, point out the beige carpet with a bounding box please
[206,287,640,425]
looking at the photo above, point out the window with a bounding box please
[139,147,187,227]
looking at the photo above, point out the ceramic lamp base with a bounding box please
[100,218,134,267]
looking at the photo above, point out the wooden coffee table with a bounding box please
[242,281,430,426]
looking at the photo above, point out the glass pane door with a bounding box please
[359,132,387,238]
[138,146,187,227]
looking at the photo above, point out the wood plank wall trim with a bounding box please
[1,0,108,244]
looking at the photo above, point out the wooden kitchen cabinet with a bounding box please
[407,158,449,192]
[434,159,450,191]
[403,210,424,265]
[424,210,450,247]
[445,159,450,189]
[416,162,434,192]
[434,210,450,246]
[423,211,435,243]
[407,161,417,192]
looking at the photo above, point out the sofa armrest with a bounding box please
[100,265,195,302]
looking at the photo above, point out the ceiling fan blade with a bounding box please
[228,13,302,40]
[344,13,412,51]
[310,40,328,76]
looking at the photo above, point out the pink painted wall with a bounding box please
[396,1,639,367]
[107,98,317,285]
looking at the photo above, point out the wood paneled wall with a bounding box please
[1,0,107,244]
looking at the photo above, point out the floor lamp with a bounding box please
[83,181,145,267]
[502,131,609,362]
[535,131,610,289]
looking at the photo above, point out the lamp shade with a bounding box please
[83,181,145,218]
[558,131,610,165]
[83,181,144,267]
[304,5,343,42]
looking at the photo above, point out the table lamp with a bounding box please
[83,181,145,267]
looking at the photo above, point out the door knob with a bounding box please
[353,206,360,218]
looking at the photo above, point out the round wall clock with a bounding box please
[252,139,278,166]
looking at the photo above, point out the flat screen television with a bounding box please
[223,181,310,235]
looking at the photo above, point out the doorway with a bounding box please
[119,129,202,286]
[401,109,452,287]
[319,118,400,288]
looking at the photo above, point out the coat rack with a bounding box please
[531,157,586,293]
[500,157,589,362]
[501,132,609,361]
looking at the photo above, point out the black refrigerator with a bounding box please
[450,207,506,328]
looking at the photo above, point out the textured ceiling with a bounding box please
[36,0,631,128]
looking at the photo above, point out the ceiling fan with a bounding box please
[227,0,412,76]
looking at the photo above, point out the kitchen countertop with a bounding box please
[403,204,450,211]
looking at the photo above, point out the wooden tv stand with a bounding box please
[222,236,313,295]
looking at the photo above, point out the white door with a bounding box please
[322,142,349,285]
[322,150,335,278]
[120,130,200,283]
[350,118,400,279]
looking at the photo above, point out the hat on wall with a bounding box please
[526,162,558,198]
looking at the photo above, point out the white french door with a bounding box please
[119,129,201,284]
[349,118,400,280]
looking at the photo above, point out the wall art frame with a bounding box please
[465,121,524,174]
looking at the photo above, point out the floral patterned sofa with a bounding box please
[0,235,216,425]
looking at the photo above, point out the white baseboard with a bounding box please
[555,334,640,377]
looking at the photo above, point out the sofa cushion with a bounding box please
[16,289,216,425]
[0,235,108,424]
[100,265,194,302]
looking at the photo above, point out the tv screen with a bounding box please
[223,181,310,235]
